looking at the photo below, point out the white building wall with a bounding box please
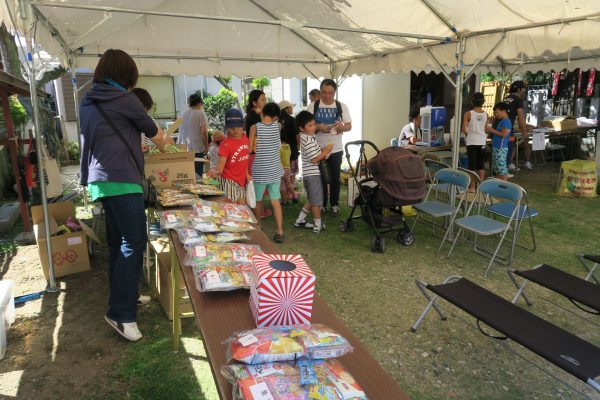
[362,72,411,152]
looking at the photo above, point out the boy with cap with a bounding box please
[208,108,252,204]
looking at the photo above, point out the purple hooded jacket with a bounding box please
[79,83,158,186]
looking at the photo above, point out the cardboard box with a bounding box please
[154,244,193,320]
[31,202,92,280]
[541,116,578,131]
[144,147,196,189]
[251,254,315,327]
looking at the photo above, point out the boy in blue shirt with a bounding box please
[485,102,511,181]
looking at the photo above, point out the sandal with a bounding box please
[273,233,286,243]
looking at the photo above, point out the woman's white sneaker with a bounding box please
[104,315,143,342]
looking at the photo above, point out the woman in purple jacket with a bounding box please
[79,49,171,341]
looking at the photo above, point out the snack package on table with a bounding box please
[193,199,223,218]
[159,210,193,230]
[193,264,250,292]
[219,218,256,233]
[184,243,263,267]
[226,324,353,365]
[206,232,250,243]
[158,189,197,207]
[220,203,258,224]
[198,177,221,186]
[221,359,367,400]
[176,228,206,246]
[188,216,221,233]
[178,183,225,196]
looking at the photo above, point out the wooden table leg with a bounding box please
[171,239,181,352]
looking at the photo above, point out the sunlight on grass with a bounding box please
[181,337,219,400]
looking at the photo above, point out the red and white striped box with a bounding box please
[250,254,315,327]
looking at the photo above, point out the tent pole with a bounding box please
[452,37,466,170]
[464,33,505,80]
[26,26,58,292]
[69,53,87,209]
[420,0,457,33]
[419,41,456,87]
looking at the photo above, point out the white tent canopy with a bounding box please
[2,0,600,77]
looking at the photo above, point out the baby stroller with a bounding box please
[340,141,426,253]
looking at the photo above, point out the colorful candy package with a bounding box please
[220,203,258,224]
[221,360,367,400]
[193,264,249,292]
[188,217,221,233]
[176,228,206,246]
[225,325,353,365]
[206,232,250,243]
[183,243,263,267]
[219,218,256,233]
[193,199,223,218]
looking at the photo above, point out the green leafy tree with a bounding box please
[251,76,270,90]
[201,88,239,130]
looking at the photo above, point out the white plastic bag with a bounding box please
[246,181,256,208]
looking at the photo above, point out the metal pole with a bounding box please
[26,32,58,292]
[452,37,466,170]
[69,54,87,208]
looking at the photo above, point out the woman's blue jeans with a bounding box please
[101,193,147,323]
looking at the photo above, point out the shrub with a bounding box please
[202,88,238,131]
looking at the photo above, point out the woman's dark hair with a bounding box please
[246,90,265,113]
[409,107,420,120]
[320,79,337,91]
[509,80,526,93]
[295,110,315,129]
[262,102,280,118]
[471,92,485,107]
[493,101,509,111]
[188,93,203,107]
[93,49,138,89]
[131,88,154,110]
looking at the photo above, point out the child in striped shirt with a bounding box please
[293,111,333,233]
[248,102,285,243]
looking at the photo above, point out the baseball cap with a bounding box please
[224,108,244,129]
[278,100,295,110]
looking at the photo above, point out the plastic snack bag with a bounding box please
[220,203,258,224]
[221,360,368,400]
[176,228,205,246]
[193,264,248,292]
[219,218,256,233]
[189,216,221,233]
[206,232,250,243]
[225,325,353,365]
[159,210,192,230]
[184,243,263,267]
[193,199,222,218]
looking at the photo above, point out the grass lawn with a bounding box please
[84,163,599,399]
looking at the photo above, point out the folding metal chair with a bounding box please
[443,178,523,276]
[578,254,600,284]
[410,168,470,246]
[486,185,538,252]
[423,158,450,194]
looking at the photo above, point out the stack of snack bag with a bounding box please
[158,210,193,230]
[185,243,263,292]
[177,183,225,196]
[221,325,367,400]
[158,188,197,207]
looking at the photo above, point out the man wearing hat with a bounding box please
[279,100,300,203]
[503,80,533,171]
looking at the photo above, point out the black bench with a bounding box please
[412,277,600,394]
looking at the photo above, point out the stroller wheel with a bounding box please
[397,231,414,246]
[371,236,385,253]
[339,220,354,232]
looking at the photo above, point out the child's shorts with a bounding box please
[303,175,323,207]
[219,177,246,203]
[492,147,509,176]
[253,181,281,201]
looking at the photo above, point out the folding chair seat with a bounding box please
[443,178,523,276]
[409,168,470,245]
[578,254,600,284]
[508,264,600,315]
[486,186,538,252]
[412,276,600,395]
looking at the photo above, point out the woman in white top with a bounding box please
[399,110,421,146]
[462,92,488,189]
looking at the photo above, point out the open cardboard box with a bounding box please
[144,144,196,189]
[31,201,97,280]
[541,115,578,131]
